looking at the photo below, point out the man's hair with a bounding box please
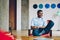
[37,10,43,14]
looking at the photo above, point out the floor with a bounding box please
[12,30,60,40]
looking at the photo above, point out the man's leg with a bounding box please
[32,28,40,36]
[39,20,54,35]
[44,20,54,34]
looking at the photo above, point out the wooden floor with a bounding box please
[21,36,60,40]
[12,30,60,40]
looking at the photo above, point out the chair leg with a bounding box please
[50,30,52,37]
[28,29,30,36]
[28,29,33,36]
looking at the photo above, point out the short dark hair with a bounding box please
[37,10,43,13]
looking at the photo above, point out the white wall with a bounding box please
[0,0,9,31]
[52,31,60,36]
[17,0,21,31]
[29,0,60,30]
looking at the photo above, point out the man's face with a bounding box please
[37,12,43,18]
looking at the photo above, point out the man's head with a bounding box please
[37,10,43,18]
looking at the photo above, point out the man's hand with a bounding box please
[31,26,38,29]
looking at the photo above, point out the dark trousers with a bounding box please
[32,20,54,36]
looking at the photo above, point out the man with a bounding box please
[31,10,54,36]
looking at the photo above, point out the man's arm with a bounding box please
[31,26,46,29]
[38,26,46,28]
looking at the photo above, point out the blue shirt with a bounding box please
[31,17,47,28]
